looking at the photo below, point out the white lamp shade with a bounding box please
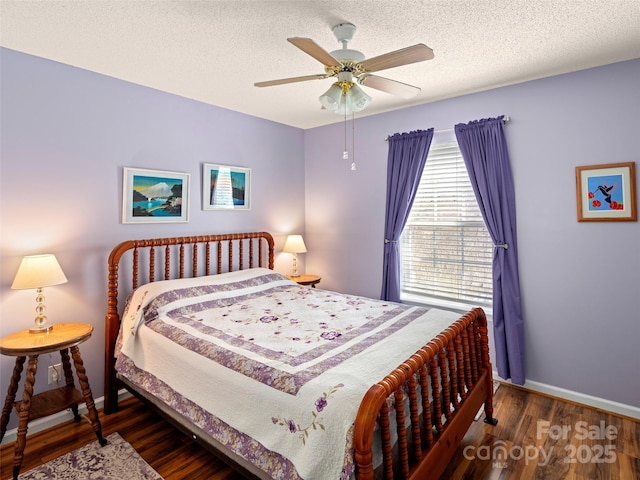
[283,235,307,254]
[349,84,372,112]
[334,93,351,116]
[11,254,68,290]
[319,83,343,111]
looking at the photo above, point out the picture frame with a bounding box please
[202,163,251,210]
[575,162,636,222]
[122,167,190,223]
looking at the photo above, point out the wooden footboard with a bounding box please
[353,307,497,480]
[104,232,274,415]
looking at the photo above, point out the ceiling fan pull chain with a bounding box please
[343,105,349,160]
[351,111,357,171]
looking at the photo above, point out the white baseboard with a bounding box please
[496,372,640,420]
[1,390,131,446]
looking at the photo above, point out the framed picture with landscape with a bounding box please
[122,167,190,223]
[575,162,636,222]
[202,163,251,210]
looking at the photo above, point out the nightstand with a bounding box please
[288,274,321,288]
[0,323,107,479]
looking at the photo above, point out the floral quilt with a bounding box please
[115,268,461,479]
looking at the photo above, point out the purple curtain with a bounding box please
[454,116,525,385]
[381,129,433,302]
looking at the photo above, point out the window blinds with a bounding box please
[400,143,493,307]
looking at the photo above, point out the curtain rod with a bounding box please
[384,115,510,141]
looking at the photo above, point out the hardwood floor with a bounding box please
[1,384,638,479]
[441,385,640,480]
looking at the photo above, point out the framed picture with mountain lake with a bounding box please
[122,167,190,223]
[202,163,251,211]
[575,162,636,222]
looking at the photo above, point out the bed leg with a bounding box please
[482,384,498,426]
[482,386,498,426]
[484,415,498,426]
[477,311,498,428]
[103,368,119,415]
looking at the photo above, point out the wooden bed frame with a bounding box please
[104,231,497,480]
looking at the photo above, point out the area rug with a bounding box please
[19,432,164,480]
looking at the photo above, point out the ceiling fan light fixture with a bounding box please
[349,84,372,112]
[332,83,372,115]
[319,83,343,111]
[334,93,351,116]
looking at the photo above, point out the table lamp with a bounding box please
[283,235,307,277]
[11,254,68,333]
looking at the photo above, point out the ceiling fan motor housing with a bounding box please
[331,48,365,63]
[331,22,365,63]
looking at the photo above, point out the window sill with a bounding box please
[400,292,493,319]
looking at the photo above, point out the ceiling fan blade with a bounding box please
[254,74,327,87]
[288,37,342,68]
[359,74,421,99]
[360,44,434,73]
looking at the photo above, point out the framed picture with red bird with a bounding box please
[576,162,636,222]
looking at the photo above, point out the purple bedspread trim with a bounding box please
[149,307,424,396]
[171,296,411,367]
[115,355,303,479]
[144,272,287,309]
[137,273,429,395]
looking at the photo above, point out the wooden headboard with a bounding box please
[104,231,275,413]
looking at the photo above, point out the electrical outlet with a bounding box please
[48,363,62,384]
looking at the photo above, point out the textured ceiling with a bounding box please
[1,0,639,129]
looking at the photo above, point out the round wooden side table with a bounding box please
[0,323,107,479]
[287,274,321,287]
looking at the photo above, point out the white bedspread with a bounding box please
[115,268,461,479]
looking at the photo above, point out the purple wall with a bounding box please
[0,48,305,430]
[305,59,640,410]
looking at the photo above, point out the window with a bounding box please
[400,142,493,310]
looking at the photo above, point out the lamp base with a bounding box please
[29,325,53,334]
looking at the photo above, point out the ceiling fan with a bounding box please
[254,23,434,114]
